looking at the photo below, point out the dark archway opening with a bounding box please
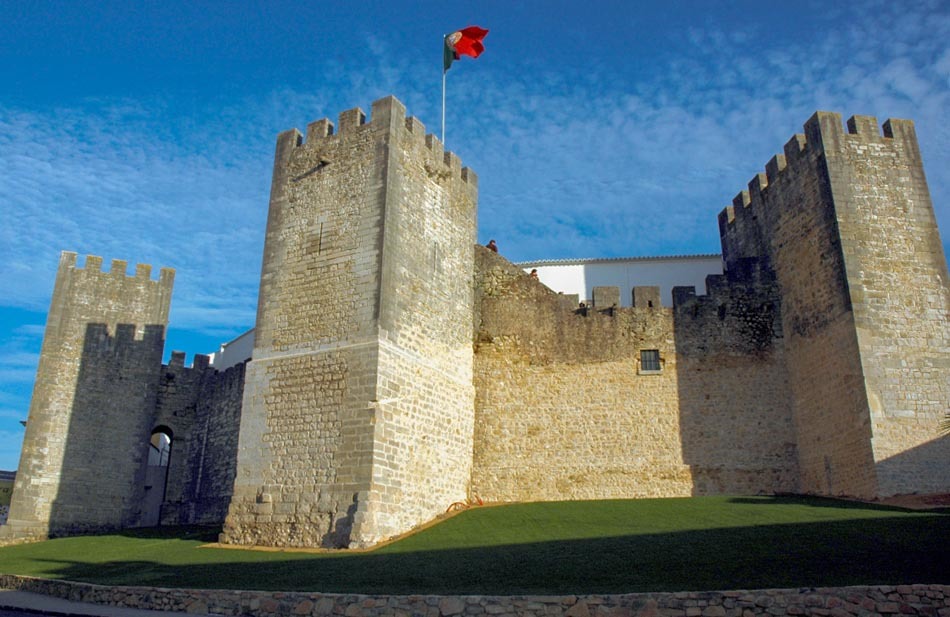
[141,426,173,526]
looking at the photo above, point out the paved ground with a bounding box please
[0,590,210,617]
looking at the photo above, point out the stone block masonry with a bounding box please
[1,252,174,542]
[221,96,478,548]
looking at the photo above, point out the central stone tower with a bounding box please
[220,96,479,548]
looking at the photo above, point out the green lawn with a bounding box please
[1,496,947,594]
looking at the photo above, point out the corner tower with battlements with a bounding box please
[220,96,479,548]
[719,113,950,498]
[1,252,174,542]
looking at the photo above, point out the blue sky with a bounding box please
[1,0,949,470]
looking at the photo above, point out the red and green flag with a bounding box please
[443,26,489,72]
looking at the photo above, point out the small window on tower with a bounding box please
[639,349,661,374]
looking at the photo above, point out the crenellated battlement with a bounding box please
[273,95,477,187]
[718,112,921,269]
[59,251,174,287]
[166,351,211,371]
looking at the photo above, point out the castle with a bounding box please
[2,96,948,549]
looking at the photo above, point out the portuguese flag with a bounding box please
[443,26,489,72]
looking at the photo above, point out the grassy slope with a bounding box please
[0,496,947,594]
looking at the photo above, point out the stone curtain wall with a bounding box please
[471,249,798,501]
[672,264,799,495]
[821,116,950,496]
[472,248,690,501]
[151,352,207,524]
[156,356,246,526]
[1,576,947,617]
[0,253,173,542]
[223,96,478,548]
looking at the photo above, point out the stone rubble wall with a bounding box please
[671,265,799,496]
[1,575,947,617]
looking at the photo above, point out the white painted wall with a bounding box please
[208,328,255,370]
[517,255,723,307]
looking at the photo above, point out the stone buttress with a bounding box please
[220,96,478,548]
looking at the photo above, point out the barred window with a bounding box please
[640,349,661,372]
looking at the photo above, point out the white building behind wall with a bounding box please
[205,255,723,371]
[517,254,723,307]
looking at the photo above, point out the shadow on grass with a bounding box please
[17,514,950,595]
[727,494,950,515]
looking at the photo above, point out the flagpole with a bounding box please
[441,34,447,143]
[441,68,446,143]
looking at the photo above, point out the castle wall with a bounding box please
[471,249,798,502]
[154,354,246,526]
[720,117,878,498]
[672,266,799,495]
[353,102,477,543]
[2,253,173,541]
[222,96,477,548]
[220,101,391,548]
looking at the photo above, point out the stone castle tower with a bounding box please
[717,113,949,497]
[219,96,479,548]
[1,254,173,541]
[2,97,947,549]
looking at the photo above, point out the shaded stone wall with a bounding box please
[720,116,876,498]
[672,263,799,495]
[156,354,246,526]
[823,116,950,496]
[1,252,173,541]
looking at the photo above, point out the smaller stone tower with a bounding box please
[718,113,950,498]
[2,252,174,541]
[221,96,478,548]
